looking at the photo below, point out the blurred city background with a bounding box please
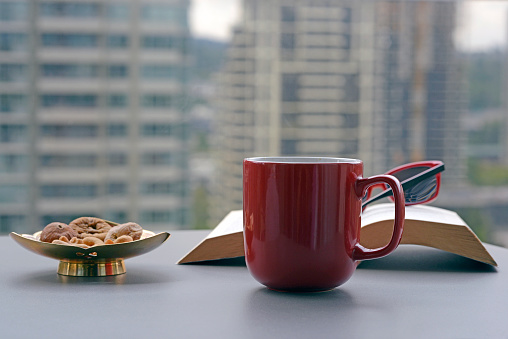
[1,0,508,247]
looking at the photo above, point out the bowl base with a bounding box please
[57,260,126,276]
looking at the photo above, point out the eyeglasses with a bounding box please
[362,160,445,209]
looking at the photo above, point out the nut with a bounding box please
[105,222,143,242]
[40,222,78,243]
[69,217,112,240]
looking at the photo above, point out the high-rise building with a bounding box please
[212,0,464,222]
[0,0,191,233]
[358,1,464,181]
[213,0,362,221]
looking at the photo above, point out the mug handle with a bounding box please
[352,174,405,261]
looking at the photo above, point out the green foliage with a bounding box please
[191,184,211,229]
[467,159,508,186]
[466,49,504,111]
[193,132,209,153]
[468,121,501,145]
[452,207,492,242]
[190,38,227,81]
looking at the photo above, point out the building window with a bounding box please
[142,35,184,50]
[106,4,129,20]
[142,65,172,79]
[141,152,172,165]
[281,6,296,22]
[103,211,127,224]
[140,210,175,223]
[40,125,98,138]
[0,33,27,51]
[141,208,187,225]
[41,94,98,108]
[0,124,26,142]
[41,33,98,48]
[141,4,187,26]
[0,2,28,21]
[107,182,127,195]
[39,154,97,168]
[108,153,127,166]
[108,94,128,107]
[168,151,187,168]
[281,140,298,155]
[40,64,99,78]
[0,215,26,233]
[39,2,100,18]
[141,124,175,137]
[40,184,97,198]
[0,64,26,82]
[0,154,27,173]
[141,181,183,195]
[141,182,170,194]
[141,65,184,80]
[108,123,127,137]
[343,140,358,154]
[280,33,295,50]
[41,214,82,226]
[107,35,129,48]
[0,184,27,203]
[108,65,128,78]
[342,113,359,128]
[0,94,26,112]
[141,95,174,108]
[341,8,352,23]
[281,74,299,101]
[343,74,359,100]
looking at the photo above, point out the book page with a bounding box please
[361,203,467,228]
[209,205,467,237]
[207,210,243,239]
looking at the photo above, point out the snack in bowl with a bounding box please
[39,217,144,249]
[40,222,78,243]
[11,220,170,277]
[105,222,143,242]
[69,216,113,240]
[111,235,134,244]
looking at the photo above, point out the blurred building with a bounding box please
[359,1,465,182]
[212,0,465,222]
[0,0,191,233]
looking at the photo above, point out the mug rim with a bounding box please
[244,156,362,164]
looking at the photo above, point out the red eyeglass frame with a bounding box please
[364,160,443,206]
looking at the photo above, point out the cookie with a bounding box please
[104,222,143,242]
[69,217,112,241]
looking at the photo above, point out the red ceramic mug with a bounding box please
[243,157,405,292]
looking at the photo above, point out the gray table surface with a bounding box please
[1,230,507,339]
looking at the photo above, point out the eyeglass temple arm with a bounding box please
[361,163,445,208]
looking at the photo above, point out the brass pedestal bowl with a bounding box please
[10,230,170,277]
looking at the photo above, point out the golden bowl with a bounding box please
[10,230,170,277]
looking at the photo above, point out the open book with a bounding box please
[177,204,497,266]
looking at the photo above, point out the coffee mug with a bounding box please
[243,157,405,292]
